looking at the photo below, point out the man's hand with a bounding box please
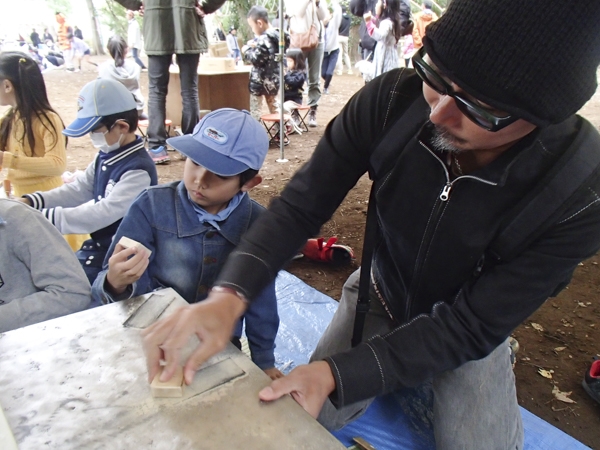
[141,292,247,385]
[106,243,150,295]
[195,1,205,17]
[258,361,336,418]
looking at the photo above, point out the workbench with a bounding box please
[0,288,345,449]
[166,65,252,128]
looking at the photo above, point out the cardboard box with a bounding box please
[208,41,229,58]
[200,57,236,72]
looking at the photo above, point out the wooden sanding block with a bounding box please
[151,366,184,398]
[118,236,152,256]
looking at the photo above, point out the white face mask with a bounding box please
[90,122,124,153]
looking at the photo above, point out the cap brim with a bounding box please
[63,116,103,137]
[166,135,249,176]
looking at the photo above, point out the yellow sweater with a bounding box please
[1,110,88,251]
[1,109,67,191]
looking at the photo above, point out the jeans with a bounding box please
[147,53,200,148]
[311,269,524,450]
[321,48,339,89]
[336,36,352,73]
[132,47,146,69]
[304,42,324,108]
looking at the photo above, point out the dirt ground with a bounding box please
[40,58,600,447]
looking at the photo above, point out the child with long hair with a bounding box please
[98,35,147,120]
[364,0,401,78]
[0,52,86,250]
[284,49,307,105]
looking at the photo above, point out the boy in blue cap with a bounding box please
[20,78,158,287]
[92,108,283,379]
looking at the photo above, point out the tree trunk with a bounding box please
[85,0,105,55]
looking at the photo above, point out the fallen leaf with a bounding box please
[554,347,566,352]
[578,262,584,266]
[577,302,588,307]
[531,322,544,332]
[538,369,553,379]
[552,386,576,404]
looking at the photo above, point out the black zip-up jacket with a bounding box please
[217,69,600,407]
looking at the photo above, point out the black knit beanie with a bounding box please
[423,0,600,127]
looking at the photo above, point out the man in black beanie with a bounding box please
[142,1,600,447]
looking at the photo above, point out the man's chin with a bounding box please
[431,126,467,153]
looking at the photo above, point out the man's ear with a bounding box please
[241,174,263,192]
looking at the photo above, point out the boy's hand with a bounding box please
[264,367,285,380]
[258,361,336,418]
[142,291,247,386]
[105,243,150,295]
[17,197,32,206]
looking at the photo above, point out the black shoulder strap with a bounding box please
[489,119,600,262]
[352,70,427,347]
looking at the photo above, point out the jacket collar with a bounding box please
[418,119,579,186]
[174,181,251,246]
[97,137,146,165]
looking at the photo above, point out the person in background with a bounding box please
[226,26,241,63]
[99,35,147,120]
[0,199,91,333]
[351,0,409,61]
[30,29,41,48]
[126,10,146,70]
[92,109,283,380]
[243,6,289,123]
[400,33,415,67]
[55,12,73,70]
[286,0,329,127]
[114,0,227,166]
[19,79,158,286]
[67,33,95,72]
[140,1,600,448]
[0,52,85,251]
[412,0,438,51]
[73,26,83,40]
[43,28,54,44]
[363,0,401,78]
[284,49,308,128]
[321,0,341,94]
[336,5,353,75]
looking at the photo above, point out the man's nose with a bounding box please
[429,94,462,127]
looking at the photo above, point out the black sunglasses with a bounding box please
[412,47,518,132]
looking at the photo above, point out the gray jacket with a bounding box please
[115,0,227,55]
[0,199,90,333]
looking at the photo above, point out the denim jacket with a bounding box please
[92,181,279,369]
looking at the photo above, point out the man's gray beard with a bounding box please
[430,126,462,154]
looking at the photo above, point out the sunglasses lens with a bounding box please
[455,100,495,130]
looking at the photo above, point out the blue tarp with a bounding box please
[272,270,590,450]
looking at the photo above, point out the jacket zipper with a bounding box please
[402,141,498,320]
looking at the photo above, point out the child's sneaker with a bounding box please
[582,357,600,405]
[302,237,355,265]
[148,146,170,165]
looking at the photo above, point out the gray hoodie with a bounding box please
[0,199,91,333]
[98,59,145,112]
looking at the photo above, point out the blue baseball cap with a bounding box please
[63,78,138,137]
[167,109,269,176]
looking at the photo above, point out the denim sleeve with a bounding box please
[91,191,158,303]
[243,280,279,370]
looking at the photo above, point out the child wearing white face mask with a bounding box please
[19,78,157,288]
